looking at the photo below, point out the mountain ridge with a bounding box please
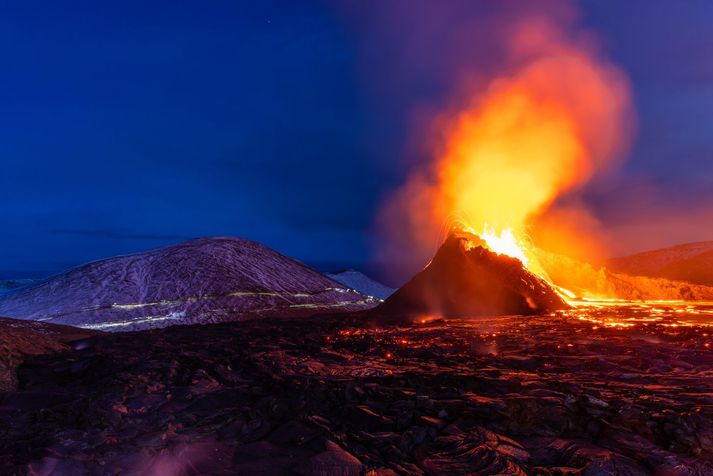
[0,237,375,331]
[608,240,713,287]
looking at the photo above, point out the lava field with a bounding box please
[1,304,713,475]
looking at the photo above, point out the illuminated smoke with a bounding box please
[376,2,634,279]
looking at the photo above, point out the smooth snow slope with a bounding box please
[0,237,376,331]
[327,270,395,300]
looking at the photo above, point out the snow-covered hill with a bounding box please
[326,270,395,300]
[608,241,713,287]
[0,237,376,331]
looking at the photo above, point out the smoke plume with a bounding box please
[353,0,636,280]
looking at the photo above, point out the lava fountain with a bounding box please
[434,18,633,277]
[383,14,634,296]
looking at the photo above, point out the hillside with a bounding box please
[327,270,395,300]
[608,241,713,287]
[0,237,375,331]
[537,248,713,301]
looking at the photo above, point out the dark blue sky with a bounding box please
[1,1,712,280]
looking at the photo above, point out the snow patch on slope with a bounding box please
[327,270,395,300]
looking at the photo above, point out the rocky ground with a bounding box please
[0,318,99,392]
[1,304,713,475]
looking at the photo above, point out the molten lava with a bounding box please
[479,227,529,268]
[461,225,554,283]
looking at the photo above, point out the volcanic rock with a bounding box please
[2,306,712,473]
[0,317,99,391]
[295,440,364,476]
[0,237,376,331]
[375,233,569,319]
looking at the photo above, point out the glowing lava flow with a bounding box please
[460,223,579,302]
[460,223,551,283]
[479,227,529,267]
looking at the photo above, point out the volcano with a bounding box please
[376,233,569,319]
[0,237,375,331]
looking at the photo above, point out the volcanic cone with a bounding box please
[376,233,569,319]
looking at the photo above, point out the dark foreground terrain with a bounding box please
[0,318,99,393]
[1,304,713,475]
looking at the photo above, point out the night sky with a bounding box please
[2,0,712,282]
